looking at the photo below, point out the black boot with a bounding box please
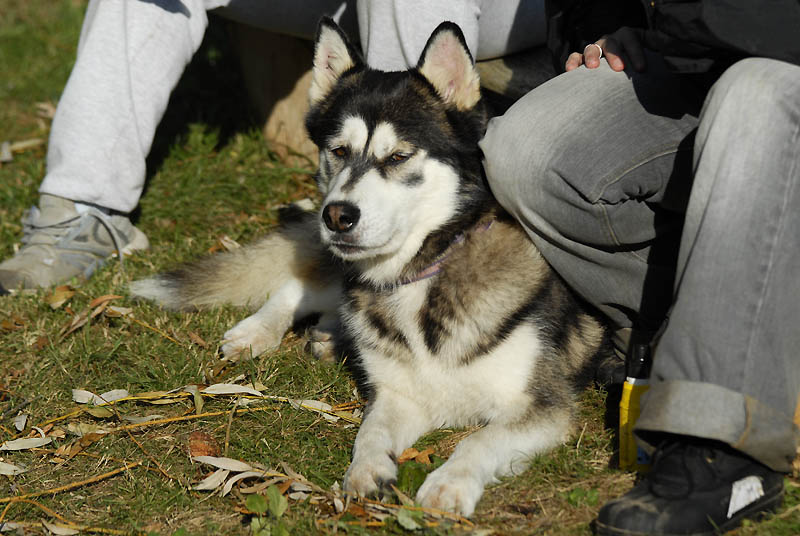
[595,436,784,535]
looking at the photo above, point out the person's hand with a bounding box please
[565,27,646,72]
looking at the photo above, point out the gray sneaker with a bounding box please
[0,194,149,293]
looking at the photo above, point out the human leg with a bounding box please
[597,57,800,535]
[41,0,213,213]
[635,58,800,470]
[356,0,545,71]
[480,55,703,339]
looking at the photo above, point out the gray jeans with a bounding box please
[481,57,800,471]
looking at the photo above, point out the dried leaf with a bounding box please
[194,468,230,490]
[45,285,75,309]
[120,414,166,424]
[398,448,420,464]
[0,436,52,450]
[137,391,180,405]
[33,335,50,350]
[12,413,27,432]
[72,388,130,405]
[188,431,220,458]
[104,305,133,317]
[289,399,339,422]
[88,294,123,308]
[41,521,80,535]
[333,496,345,513]
[82,406,114,418]
[66,423,110,437]
[0,461,27,475]
[61,309,90,337]
[201,383,263,397]
[188,331,208,348]
[415,447,434,465]
[221,470,283,496]
[193,390,204,415]
[192,455,254,472]
[0,315,25,331]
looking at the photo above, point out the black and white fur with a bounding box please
[132,18,607,516]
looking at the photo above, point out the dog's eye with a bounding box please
[331,146,348,158]
[389,152,409,163]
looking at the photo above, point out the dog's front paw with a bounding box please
[221,315,283,360]
[343,453,397,498]
[416,466,484,517]
[305,325,338,363]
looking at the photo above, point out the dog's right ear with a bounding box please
[309,17,362,106]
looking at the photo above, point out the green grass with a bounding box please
[1,1,799,535]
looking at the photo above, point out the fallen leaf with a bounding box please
[32,335,50,350]
[201,383,263,397]
[188,431,220,458]
[41,521,80,535]
[104,305,133,317]
[415,447,434,465]
[188,331,208,348]
[194,468,230,491]
[192,455,254,472]
[221,470,284,496]
[45,285,75,309]
[120,414,166,424]
[12,413,27,432]
[72,388,130,406]
[0,315,25,331]
[0,436,52,450]
[82,406,114,419]
[88,294,123,308]
[66,423,110,437]
[60,309,89,337]
[0,461,27,475]
[398,448,420,464]
[289,399,339,422]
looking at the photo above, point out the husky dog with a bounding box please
[132,19,607,516]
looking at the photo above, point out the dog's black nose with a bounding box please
[323,202,360,233]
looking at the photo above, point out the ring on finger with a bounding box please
[584,43,603,59]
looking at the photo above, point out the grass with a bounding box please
[1,1,799,534]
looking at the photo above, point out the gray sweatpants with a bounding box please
[40,0,544,213]
[481,56,800,471]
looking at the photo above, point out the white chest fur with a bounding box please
[346,279,542,428]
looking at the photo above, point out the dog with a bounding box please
[131,18,608,516]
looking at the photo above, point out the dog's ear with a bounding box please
[309,17,362,106]
[417,22,481,111]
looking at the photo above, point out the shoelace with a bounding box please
[20,206,129,272]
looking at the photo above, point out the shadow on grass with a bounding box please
[140,14,259,218]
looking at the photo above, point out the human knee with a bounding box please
[706,58,800,123]
[480,112,566,220]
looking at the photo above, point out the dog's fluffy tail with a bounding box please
[130,211,332,311]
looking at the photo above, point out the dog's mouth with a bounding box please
[330,242,368,256]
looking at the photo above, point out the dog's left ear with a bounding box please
[309,17,363,106]
[417,22,481,111]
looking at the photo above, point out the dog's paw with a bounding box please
[416,467,483,517]
[343,454,397,498]
[221,315,283,360]
[305,326,337,363]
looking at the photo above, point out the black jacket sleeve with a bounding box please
[643,0,800,73]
